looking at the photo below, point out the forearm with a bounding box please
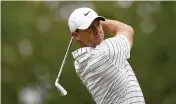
[101,19,134,48]
[101,19,134,36]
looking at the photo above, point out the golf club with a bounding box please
[55,37,73,96]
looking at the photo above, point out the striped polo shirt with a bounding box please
[72,35,145,104]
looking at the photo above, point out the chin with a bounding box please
[95,38,103,45]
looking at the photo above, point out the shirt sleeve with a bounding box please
[102,35,131,65]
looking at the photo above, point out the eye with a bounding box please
[96,23,100,27]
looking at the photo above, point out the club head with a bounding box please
[55,83,67,96]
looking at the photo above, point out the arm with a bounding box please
[101,19,134,48]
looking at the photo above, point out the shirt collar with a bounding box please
[72,47,92,59]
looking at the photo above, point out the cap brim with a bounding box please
[78,16,105,30]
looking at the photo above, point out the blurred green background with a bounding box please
[1,1,176,104]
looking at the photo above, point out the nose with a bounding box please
[93,26,100,34]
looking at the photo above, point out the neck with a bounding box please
[78,40,95,48]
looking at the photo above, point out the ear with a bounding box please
[72,32,80,41]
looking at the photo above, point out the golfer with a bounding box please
[68,7,145,104]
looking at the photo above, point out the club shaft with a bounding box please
[56,37,73,83]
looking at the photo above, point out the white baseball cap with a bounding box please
[68,7,105,32]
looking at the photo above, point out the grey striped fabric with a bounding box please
[72,35,145,104]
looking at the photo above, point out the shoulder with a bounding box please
[72,46,109,70]
[103,35,130,49]
[72,46,108,63]
[99,35,131,62]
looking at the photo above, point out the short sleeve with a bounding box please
[102,35,130,65]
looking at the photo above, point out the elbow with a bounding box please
[128,26,134,48]
[120,25,134,37]
[122,25,134,48]
[127,25,134,36]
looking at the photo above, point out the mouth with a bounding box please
[93,33,104,43]
[95,36,100,39]
[94,34,101,39]
[94,35,103,43]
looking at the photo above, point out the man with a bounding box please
[68,7,145,104]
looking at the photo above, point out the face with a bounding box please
[72,19,104,47]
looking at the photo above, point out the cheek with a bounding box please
[100,27,104,37]
[80,33,92,42]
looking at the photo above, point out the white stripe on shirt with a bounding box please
[72,35,145,104]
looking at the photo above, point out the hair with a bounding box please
[75,29,80,33]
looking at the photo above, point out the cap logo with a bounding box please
[84,11,91,16]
